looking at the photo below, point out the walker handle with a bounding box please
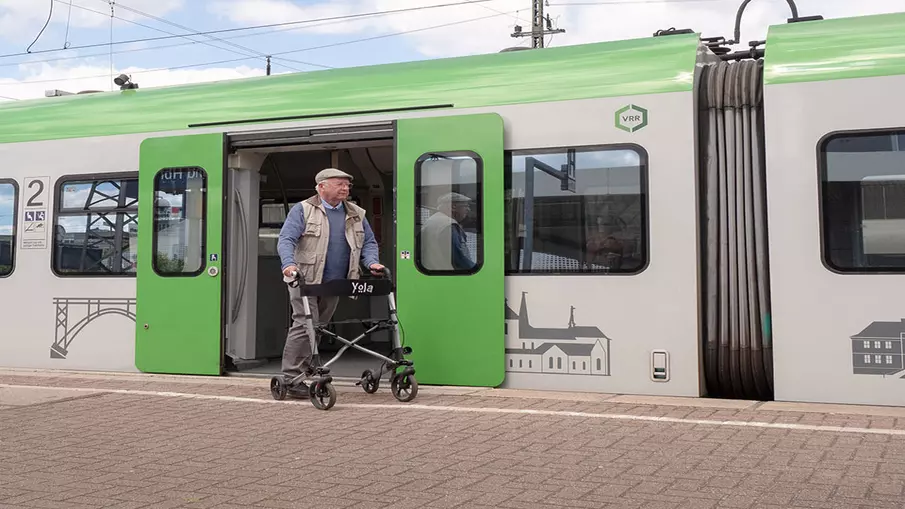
[368,265,393,280]
[283,269,301,287]
[366,262,391,280]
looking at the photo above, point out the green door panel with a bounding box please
[395,113,505,387]
[135,133,225,375]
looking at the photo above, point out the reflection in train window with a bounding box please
[0,179,17,277]
[820,130,905,272]
[153,168,207,276]
[504,145,648,274]
[52,175,138,276]
[414,152,483,275]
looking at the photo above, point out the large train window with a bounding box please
[820,129,905,273]
[504,144,648,274]
[414,152,483,275]
[51,174,138,277]
[0,179,18,278]
[152,167,207,277]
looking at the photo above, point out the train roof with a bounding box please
[0,32,700,145]
[764,10,905,85]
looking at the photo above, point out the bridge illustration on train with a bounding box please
[50,297,137,359]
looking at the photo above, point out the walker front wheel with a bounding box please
[309,381,336,410]
[391,374,418,402]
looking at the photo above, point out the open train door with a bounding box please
[135,133,226,375]
[395,113,505,387]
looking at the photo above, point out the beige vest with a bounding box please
[419,211,458,271]
[293,195,367,285]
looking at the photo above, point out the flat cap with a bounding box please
[438,192,471,205]
[315,168,353,184]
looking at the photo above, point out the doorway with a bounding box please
[222,123,396,379]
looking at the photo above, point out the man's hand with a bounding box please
[282,265,298,278]
[368,263,385,276]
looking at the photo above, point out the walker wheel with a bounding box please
[309,381,336,410]
[391,373,418,402]
[361,370,379,394]
[270,376,287,401]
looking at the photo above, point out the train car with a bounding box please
[1,7,904,407]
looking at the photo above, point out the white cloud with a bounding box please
[0,0,185,43]
[0,61,266,101]
[209,0,905,58]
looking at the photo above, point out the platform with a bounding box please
[2,368,905,508]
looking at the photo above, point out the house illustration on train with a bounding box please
[850,319,905,376]
[504,292,611,376]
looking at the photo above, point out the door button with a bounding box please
[651,350,669,382]
[208,266,219,277]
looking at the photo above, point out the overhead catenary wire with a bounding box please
[50,0,306,72]
[0,0,501,61]
[0,13,358,71]
[1,10,517,87]
[81,0,307,72]
[27,1,55,53]
[1,0,749,77]
[2,0,513,71]
[63,0,74,48]
[475,1,522,21]
[94,0,270,57]
[268,10,518,59]
[0,9,381,71]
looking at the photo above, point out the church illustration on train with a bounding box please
[504,292,612,376]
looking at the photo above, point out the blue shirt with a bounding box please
[448,222,475,270]
[277,200,380,279]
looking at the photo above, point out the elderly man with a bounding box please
[419,191,475,271]
[277,168,384,397]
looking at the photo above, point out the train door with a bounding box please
[135,133,226,375]
[395,113,505,387]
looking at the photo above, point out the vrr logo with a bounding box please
[615,104,648,133]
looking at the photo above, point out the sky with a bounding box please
[0,0,904,102]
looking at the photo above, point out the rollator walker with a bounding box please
[269,266,418,410]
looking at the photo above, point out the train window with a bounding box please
[504,145,648,274]
[52,174,138,276]
[152,168,207,276]
[820,130,905,273]
[0,179,17,277]
[414,152,483,275]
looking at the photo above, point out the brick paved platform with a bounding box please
[2,369,905,508]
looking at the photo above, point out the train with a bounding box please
[1,5,904,408]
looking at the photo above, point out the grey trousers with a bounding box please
[281,283,339,379]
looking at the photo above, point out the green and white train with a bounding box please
[2,7,905,407]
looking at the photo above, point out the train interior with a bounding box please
[223,133,397,379]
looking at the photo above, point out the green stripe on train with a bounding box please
[765,11,905,85]
[0,33,699,144]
